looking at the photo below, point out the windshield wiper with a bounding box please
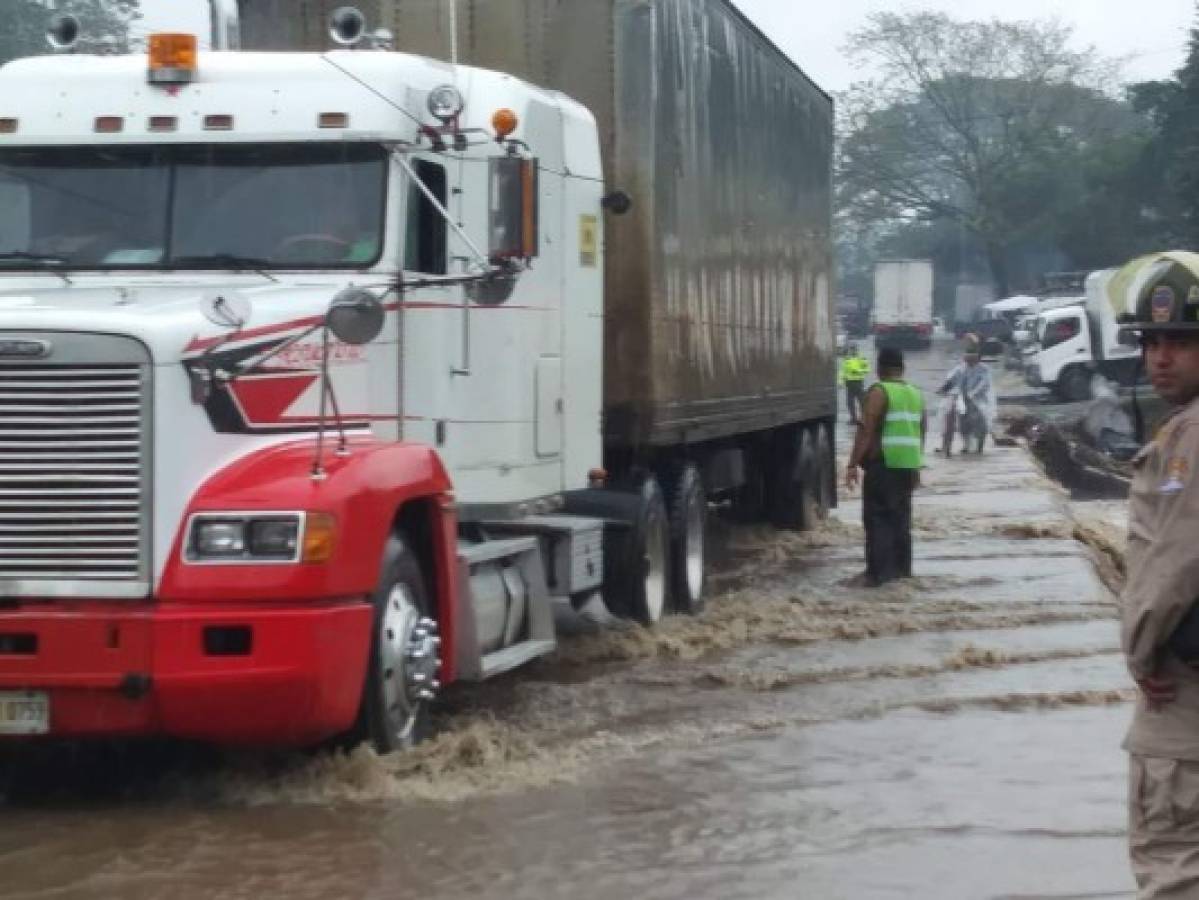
[173,253,274,268]
[0,251,68,265]
[172,253,278,283]
[0,252,72,284]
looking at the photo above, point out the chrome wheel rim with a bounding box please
[378,584,440,746]
[643,514,668,623]
[684,489,705,602]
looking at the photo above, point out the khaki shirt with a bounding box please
[1123,395,1199,759]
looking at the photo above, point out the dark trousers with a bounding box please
[863,462,916,585]
[846,380,865,423]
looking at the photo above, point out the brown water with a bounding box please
[0,341,1137,900]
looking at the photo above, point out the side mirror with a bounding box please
[326,287,383,345]
[488,157,539,262]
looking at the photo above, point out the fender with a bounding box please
[158,438,461,680]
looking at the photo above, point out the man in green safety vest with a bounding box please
[839,342,871,424]
[844,346,926,586]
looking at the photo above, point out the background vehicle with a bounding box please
[1026,270,1140,401]
[837,295,871,338]
[0,0,835,748]
[952,283,995,335]
[872,259,933,348]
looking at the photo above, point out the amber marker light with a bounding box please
[318,112,350,129]
[492,108,519,141]
[148,33,197,84]
[302,513,337,563]
[0,119,17,134]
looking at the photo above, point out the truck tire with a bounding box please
[812,424,835,514]
[601,476,671,627]
[770,427,824,531]
[1058,366,1092,403]
[356,535,441,754]
[668,464,706,615]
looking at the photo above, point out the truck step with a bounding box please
[478,639,556,679]
[459,537,539,567]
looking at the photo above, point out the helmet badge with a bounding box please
[1151,285,1175,323]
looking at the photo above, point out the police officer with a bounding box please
[840,342,871,424]
[845,346,925,586]
[1119,252,1199,898]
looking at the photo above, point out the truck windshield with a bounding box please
[0,143,386,270]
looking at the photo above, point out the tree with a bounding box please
[837,12,1137,295]
[1129,7,1199,246]
[0,1,141,66]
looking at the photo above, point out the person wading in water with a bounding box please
[845,346,926,587]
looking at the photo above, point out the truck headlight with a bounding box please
[186,513,313,563]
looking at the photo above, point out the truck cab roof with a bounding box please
[0,49,601,179]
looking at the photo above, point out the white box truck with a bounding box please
[873,259,934,349]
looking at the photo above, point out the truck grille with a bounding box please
[0,345,150,597]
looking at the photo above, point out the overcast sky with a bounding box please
[140,0,1195,91]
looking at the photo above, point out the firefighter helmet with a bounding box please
[1117,251,1199,336]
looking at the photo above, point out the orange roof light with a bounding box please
[148,33,197,85]
[492,108,518,141]
[94,116,124,133]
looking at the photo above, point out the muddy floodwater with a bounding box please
[0,341,1137,900]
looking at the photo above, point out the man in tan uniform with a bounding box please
[1120,252,1199,898]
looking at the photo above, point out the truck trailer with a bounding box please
[0,0,833,750]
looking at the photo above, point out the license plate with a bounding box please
[0,691,48,735]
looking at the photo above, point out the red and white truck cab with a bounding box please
[0,13,609,750]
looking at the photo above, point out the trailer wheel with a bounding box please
[812,424,835,516]
[602,476,671,626]
[1058,366,1093,403]
[357,535,440,754]
[771,427,822,531]
[669,464,706,615]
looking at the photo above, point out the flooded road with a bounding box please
[0,340,1136,900]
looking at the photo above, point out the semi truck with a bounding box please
[0,0,834,749]
[1025,269,1141,402]
[872,259,934,349]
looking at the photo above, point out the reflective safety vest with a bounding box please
[840,356,870,383]
[879,380,923,470]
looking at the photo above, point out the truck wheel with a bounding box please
[669,464,706,615]
[358,535,441,754]
[771,427,822,531]
[812,425,835,515]
[1058,366,1092,403]
[601,476,671,626]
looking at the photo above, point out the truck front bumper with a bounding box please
[0,600,373,745]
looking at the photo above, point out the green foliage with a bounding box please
[0,1,140,66]
[1131,10,1199,246]
[837,11,1153,298]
